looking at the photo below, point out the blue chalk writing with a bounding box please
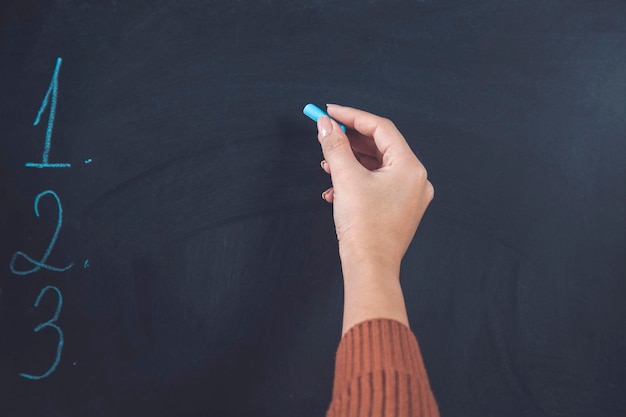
[26,57,71,168]
[84,158,93,164]
[83,259,89,269]
[10,190,74,275]
[19,286,64,380]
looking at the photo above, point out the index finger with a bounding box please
[326,104,415,166]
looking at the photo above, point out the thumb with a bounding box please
[317,116,359,177]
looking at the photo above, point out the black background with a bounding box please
[1,1,625,416]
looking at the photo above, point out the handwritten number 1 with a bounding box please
[26,57,70,168]
[19,286,64,380]
[10,190,74,275]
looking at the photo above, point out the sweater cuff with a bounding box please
[331,318,431,398]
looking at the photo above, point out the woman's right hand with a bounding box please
[317,104,434,270]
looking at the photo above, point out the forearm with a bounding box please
[340,254,409,336]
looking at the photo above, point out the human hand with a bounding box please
[317,104,434,270]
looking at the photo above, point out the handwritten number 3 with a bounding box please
[19,286,64,380]
[10,190,74,275]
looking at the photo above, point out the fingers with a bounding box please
[327,104,414,166]
[321,160,330,174]
[319,161,333,202]
[317,116,361,178]
[321,187,334,203]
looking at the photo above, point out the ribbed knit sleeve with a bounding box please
[326,318,439,417]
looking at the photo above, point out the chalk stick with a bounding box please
[303,103,346,132]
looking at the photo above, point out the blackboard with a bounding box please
[1,1,625,416]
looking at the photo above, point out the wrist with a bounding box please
[339,250,401,282]
[339,260,408,335]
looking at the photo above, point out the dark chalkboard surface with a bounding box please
[1,1,625,416]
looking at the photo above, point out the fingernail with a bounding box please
[320,160,327,170]
[321,191,328,200]
[317,116,332,138]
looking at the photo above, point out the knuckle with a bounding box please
[418,165,428,180]
[407,163,434,201]
[378,117,397,131]
[410,163,428,182]
[426,181,435,200]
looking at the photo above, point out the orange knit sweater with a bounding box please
[327,318,440,417]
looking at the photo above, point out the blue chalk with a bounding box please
[303,103,346,133]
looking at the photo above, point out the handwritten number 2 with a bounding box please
[10,190,74,275]
[26,57,70,168]
[19,286,64,380]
